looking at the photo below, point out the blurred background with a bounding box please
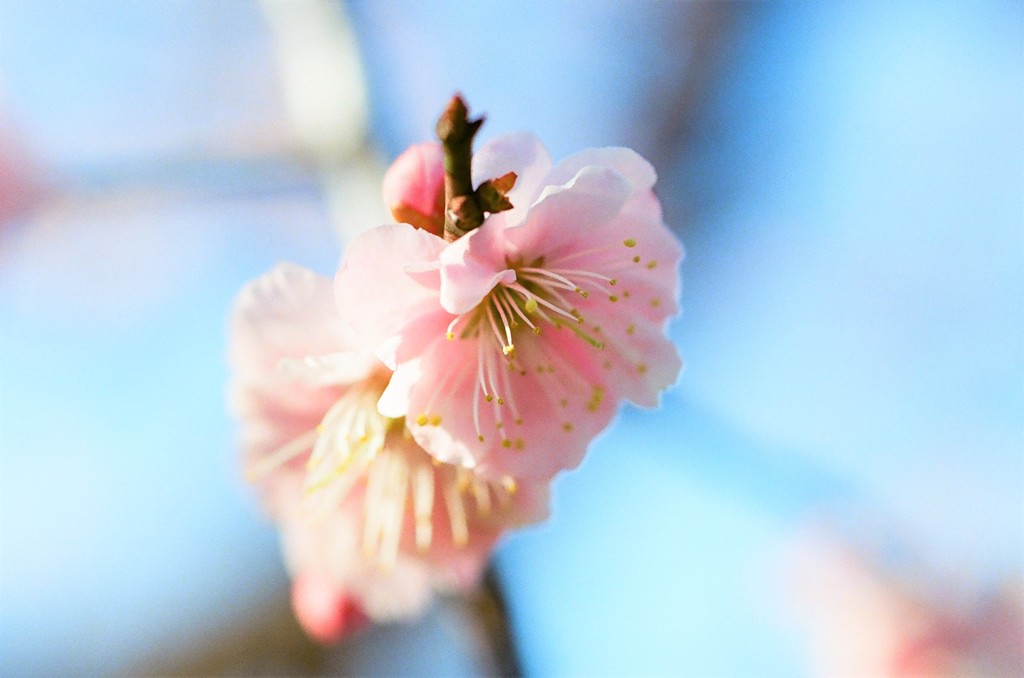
[1,0,1021,675]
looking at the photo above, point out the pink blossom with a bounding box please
[229,263,547,638]
[381,142,446,236]
[785,530,1024,676]
[335,132,683,480]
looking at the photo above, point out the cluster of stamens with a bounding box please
[251,373,518,573]
[425,237,659,447]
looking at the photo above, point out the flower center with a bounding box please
[435,258,621,447]
[447,258,615,355]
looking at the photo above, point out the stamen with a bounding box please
[472,479,491,516]
[379,453,409,571]
[544,267,617,285]
[518,267,581,291]
[446,315,463,340]
[500,286,539,333]
[491,293,516,354]
[486,303,512,356]
[246,428,318,481]
[550,240,628,266]
[507,282,579,323]
[413,461,434,552]
[362,448,391,557]
[443,477,469,548]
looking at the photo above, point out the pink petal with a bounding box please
[581,298,683,407]
[472,132,553,227]
[502,166,632,259]
[439,221,516,315]
[402,324,618,480]
[335,223,446,352]
[229,264,356,466]
[543,146,657,194]
[377,356,422,419]
[231,263,353,376]
[535,193,682,407]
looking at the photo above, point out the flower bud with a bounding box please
[291,574,369,644]
[382,143,445,236]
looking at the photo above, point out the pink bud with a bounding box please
[382,143,445,236]
[291,573,369,644]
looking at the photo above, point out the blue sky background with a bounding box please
[1,1,1021,675]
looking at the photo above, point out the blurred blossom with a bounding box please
[0,116,43,226]
[784,529,1024,677]
[229,261,548,639]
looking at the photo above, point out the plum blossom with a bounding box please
[336,132,683,480]
[229,263,546,640]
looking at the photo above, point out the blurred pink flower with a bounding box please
[335,132,682,480]
[229,263,547,641]
[784,530,1024,677]
[0,117,43,226]
[382,142,446,236]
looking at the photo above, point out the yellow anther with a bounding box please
[637,363,648,374]
[559,398,568,407]
[524,298,539,314]
[513,438,525,450]
[646,260,658,269]
[446,331,455,340]
[533,327,541,335]
[485,394,494,402]
[627,324,636,335]
[562,422,574,432]
[502,477,518,494]
[501,439,512,448]
[315,423,325,433]
[497,397,505,405]
[416,414,429,426]
[515,417,523,425]
[429,415,442,426]
[478,434,485,442]
[502,344,515,356]
[650,298,662,308]
[609,295,619,303]
[623,290,631,298]
[623,238,637,247]
[496,421,504,429]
